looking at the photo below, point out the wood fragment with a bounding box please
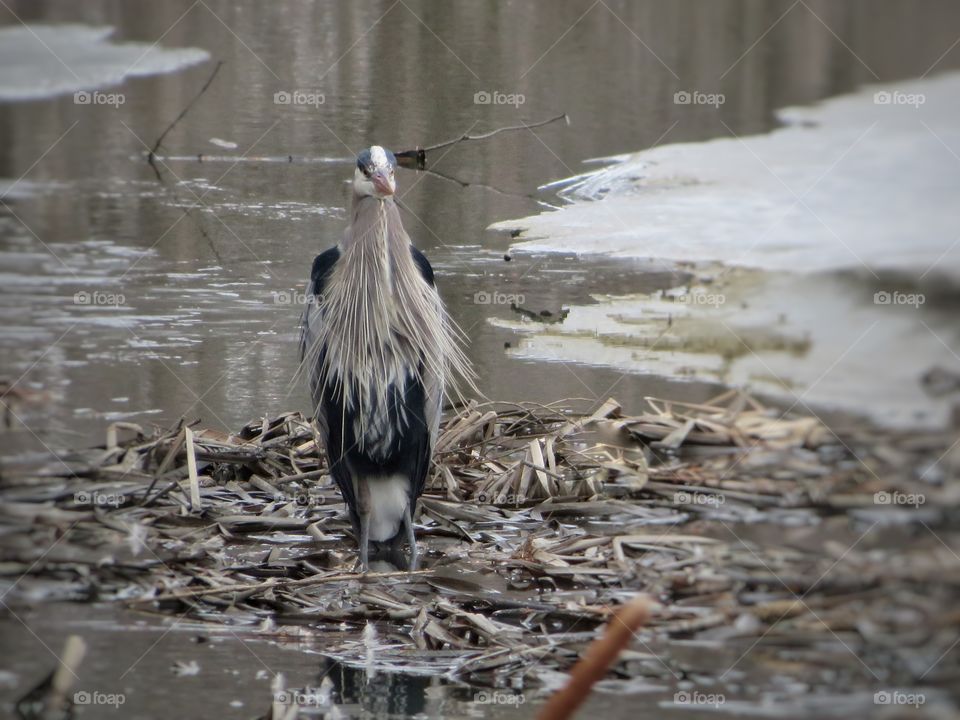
[536,596,653,720]
[184,426,202,512]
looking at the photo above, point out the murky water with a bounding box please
[3,1,960,717]
[5,0,960,460]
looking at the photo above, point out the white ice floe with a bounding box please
[494,72,960,280]
[0,24,209,101]
[491,73,960,429]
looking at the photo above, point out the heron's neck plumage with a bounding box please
[346,196,405,286]
[317,196,444,422]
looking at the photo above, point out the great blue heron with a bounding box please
[299,145,471,571]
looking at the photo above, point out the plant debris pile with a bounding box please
[2,391,958,714]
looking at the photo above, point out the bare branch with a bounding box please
[148,60,224,167]
[395,113,570,169]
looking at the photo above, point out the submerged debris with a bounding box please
[1,391,958,714]
[15,635,85,720]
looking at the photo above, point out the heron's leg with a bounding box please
[357,476,371,573]
[359,510,370,573]
[404,503,418,572]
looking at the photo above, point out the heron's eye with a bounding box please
[361,166,371,178]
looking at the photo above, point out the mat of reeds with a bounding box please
[2,390,958,708]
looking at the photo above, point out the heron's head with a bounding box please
[354,145,397,199]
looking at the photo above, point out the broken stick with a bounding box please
[536,595,654,720]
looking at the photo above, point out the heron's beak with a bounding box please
[371,171,395,196]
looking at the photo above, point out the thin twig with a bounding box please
[420,112,569,153]
[148,60,224,166]
[149,111,570,171]
[394,112,569,169]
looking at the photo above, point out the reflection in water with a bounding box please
[322,659,432,718]
[315,657,529,720]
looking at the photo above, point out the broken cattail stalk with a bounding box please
[183,426,202,512]
[536,595,654,720]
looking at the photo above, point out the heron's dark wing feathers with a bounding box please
[319,372,431,534]
[311,246,341,288]
[401,371,432,506]
[303,244,438,540]
[298,246,340,362]
[300,247,340,483]
[410,245,435,287]
[409,244,444,464]
[319,384,358,525]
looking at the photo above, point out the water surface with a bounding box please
[4,0,959,459]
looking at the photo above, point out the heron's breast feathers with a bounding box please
[308,245,446,451]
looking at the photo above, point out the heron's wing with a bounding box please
[408,245,445,504]
[410,245,435,286]
[407,374,436,506]
[318,380,361,527]
[300,247,341,426]
[298,246,341,365]
[409,245,444,450]
[299,246,362,522]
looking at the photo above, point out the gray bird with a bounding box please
[299,145,471,571]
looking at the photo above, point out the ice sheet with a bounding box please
[494,73,960,281]
[0,24,209,101]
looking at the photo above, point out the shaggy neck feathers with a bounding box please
[306,195,472,440]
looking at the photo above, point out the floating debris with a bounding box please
[1,391,958,715]
[15,635,86,720]
[171,660,200,677]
